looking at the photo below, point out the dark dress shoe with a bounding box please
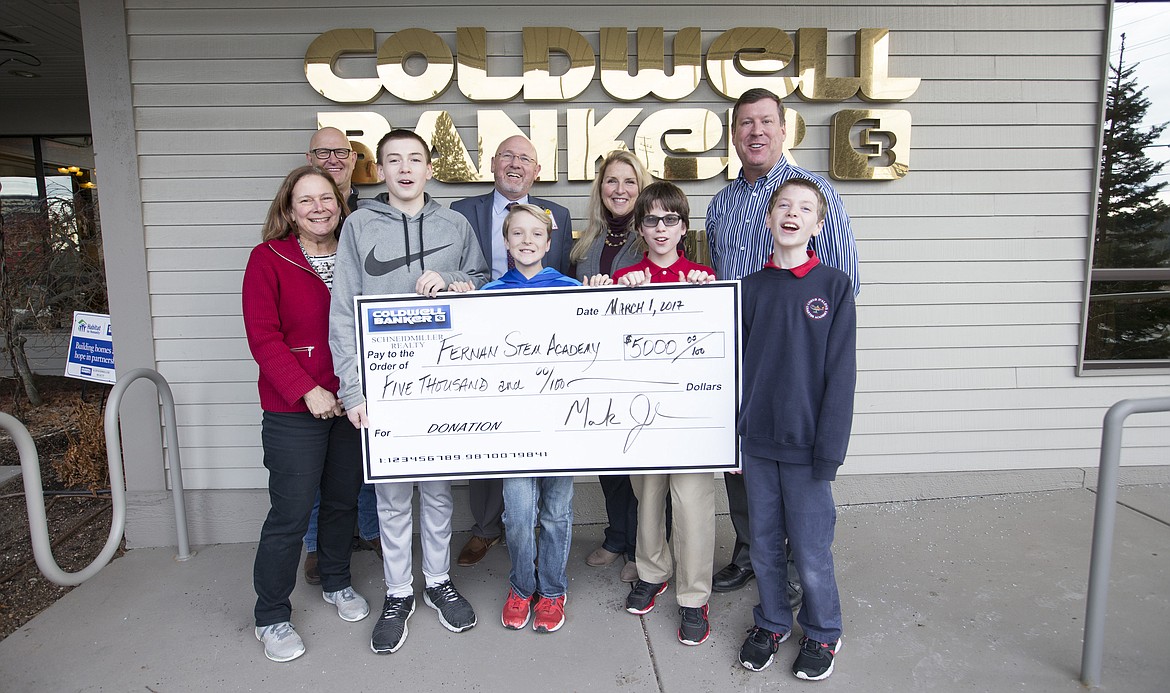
[712,563,755,592]
[457,534,501,566]
[303,551,321,585]
[355,536,384,560]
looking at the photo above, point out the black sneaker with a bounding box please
[370,595,415,654]
[678,604,710,645]
[792,636,841,681]
[625,580,669,615]
[424,580,477,633]
[739,625,790,671]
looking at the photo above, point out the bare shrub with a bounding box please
[54,398,109,492]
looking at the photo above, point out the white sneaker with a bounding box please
[255,621,305,662]
[324,586,370,622]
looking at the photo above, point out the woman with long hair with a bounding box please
[570,149,652,283]
[243,165,368,662]
[569,150,653,583]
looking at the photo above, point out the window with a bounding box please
[1081,3,1170,370]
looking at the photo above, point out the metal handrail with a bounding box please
[106,368,193,563]
[1080,396,1170,688]
[1,368,192,587]
[2,410,125,586]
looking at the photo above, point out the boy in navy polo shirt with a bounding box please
[736,178,855,680]
[611,182,719,646]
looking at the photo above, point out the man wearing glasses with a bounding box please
[307,127,359,211]
[449,134,573,567]
[297,126,377,588]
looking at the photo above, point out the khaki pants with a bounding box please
[630,473,716,608]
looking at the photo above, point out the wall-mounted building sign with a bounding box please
[305,27,917,183]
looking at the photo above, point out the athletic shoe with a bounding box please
[502,588,533,630]
[532,594,566,633]
[625,580,668,615]
[323,586,370,622]
[370,595,414,654]
[792,636,841,681]
[678,604,710,645]
[255,621,305,663]
[739,625,790,671]
[424,580,477,632]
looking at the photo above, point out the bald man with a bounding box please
[299,126,377,587]
[449,135,573,566]
[307,126,359,211]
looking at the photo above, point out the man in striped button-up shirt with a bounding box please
[706,87,859,597]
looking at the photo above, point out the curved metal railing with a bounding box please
[1,367,192,587]
[1080,395,1170,688]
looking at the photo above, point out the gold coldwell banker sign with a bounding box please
[305,27,918,184]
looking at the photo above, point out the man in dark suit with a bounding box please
[450,134,573,566]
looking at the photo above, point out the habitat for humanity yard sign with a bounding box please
[65,311,115,384]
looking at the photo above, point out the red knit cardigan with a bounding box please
[241,234,341,412]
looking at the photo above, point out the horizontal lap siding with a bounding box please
[125,0,1170,490]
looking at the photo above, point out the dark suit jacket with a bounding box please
[450,192,573,277]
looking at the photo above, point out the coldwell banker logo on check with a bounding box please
[367,305,452,332]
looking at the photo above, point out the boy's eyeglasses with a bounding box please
[640,214,682,228]
[495,152,536,166]
[310,148,352,160]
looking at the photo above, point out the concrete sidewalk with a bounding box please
[0,485,1166,692]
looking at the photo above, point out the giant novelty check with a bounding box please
[354,282,741,482]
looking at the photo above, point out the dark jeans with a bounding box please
[600,475,638,560]
[253,411,362,627]
[727,470,801,602]
[743,453,841,643]
[724,471,753,569]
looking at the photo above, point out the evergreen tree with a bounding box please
[1095,35,1169,270]
[1087,35,1170,362]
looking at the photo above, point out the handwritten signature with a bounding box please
[623,394,707,453]
[563,397,621,429]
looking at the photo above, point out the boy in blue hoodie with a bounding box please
[452,203,579,632]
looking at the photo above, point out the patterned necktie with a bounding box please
[505,202,518,271]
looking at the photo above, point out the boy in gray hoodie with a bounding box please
[329,129,488,655]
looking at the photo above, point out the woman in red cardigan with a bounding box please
[243,166,368,662]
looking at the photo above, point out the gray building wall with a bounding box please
[78,0,1169,546]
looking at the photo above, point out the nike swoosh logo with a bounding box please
[364,244,452,276]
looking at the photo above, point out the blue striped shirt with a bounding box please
[705,156,860,295]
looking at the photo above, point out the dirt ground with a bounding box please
[0,375,121,641]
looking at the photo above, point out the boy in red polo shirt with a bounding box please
[612,182,718,646]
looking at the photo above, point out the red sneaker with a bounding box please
[501,589,532,630]
[532,594,566,633]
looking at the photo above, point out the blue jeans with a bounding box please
[253,411,362,627]
[742,451,842,644]
[502,476,574,599]
[304,483,379,551]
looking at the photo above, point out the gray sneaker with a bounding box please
[323,586,370,622]
[424,579,477,632]
[255,621,305,662]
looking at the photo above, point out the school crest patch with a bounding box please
[805,297,830,320]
